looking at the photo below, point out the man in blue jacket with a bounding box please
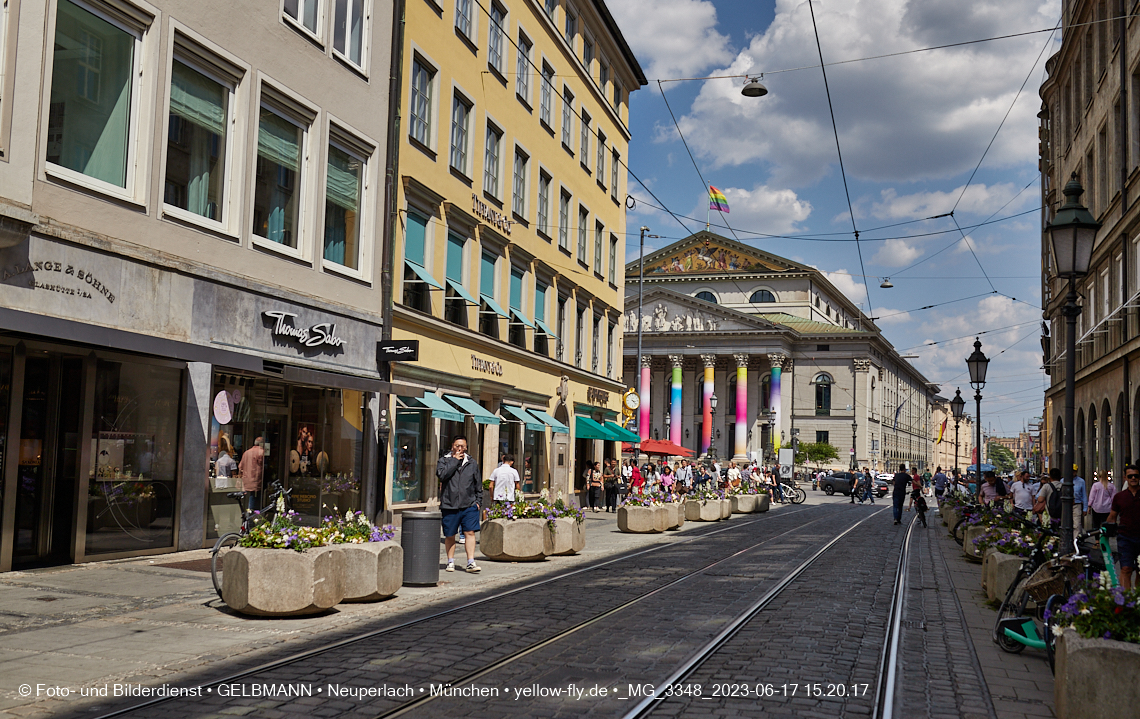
[437,436,482,573]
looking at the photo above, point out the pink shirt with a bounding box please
[1088,481,1117,514]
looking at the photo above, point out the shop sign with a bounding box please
[471,354,504,376]
[472,194,513,235]
[377,339,419,361]
[586,388,609,406]
[263,311,346,351]
[3,261,116,303]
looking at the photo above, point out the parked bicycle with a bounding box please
[993,516,1065,656]
[951,503,982,546]
[210,481,292,600]
[779,480,806,505]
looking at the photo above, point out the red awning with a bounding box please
[622,439,695,457]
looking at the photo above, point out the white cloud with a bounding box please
[668,0,1059,185]
[872,238,923,267]
[692,183,813,235]
[609,0,733,80]
[816,267,868,305]
[871,183,1034,220]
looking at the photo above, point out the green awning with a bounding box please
[575,416,620,441]
[405,260,443,289]
[510,308,535,329]
[410,393,464,422]
[444,395,500,425]
[501,405,545,432]
[527,409,569,434]
[535,318,558,338]
[480,294,510,318]
[603,421,641,443]
[447,279,479,305]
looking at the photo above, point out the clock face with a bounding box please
[624,392,641,410]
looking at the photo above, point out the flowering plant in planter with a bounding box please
[240,510,328,551]
[1049,572,1140,644]
[483,492,585,528]
[322,510,395,544]
[972,525,1058,559]
[624,491,679,506]
[687,486,725,502]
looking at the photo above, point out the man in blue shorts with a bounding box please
[1107,464,1140,590]
[437,436,482,573]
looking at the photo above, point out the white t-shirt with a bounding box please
[1008,480,1035,510]
[491,463,520,501]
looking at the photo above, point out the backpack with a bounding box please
[1046,482,1063,519]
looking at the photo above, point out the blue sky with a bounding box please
[610,0,1061,437]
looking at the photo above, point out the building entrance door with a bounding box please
[12,353,84,569]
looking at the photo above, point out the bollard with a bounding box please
[401,510,443,586]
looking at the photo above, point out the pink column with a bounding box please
[733,354,748,461]
[700,354,715,456]
[638,356,651,441]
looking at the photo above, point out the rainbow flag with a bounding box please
[709,186,730,213]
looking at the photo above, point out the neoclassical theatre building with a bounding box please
[622,233,937,472]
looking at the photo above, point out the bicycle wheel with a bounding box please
[211,533,241,601]
[953,518,969,546]
[994,575,1029,654]
[1044,594,1063,674]
[792,488,807,504]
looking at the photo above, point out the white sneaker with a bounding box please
[457,534,466,544]
[445,561,455,572]
[466,561,481,573]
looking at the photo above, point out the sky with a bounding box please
[609,0,1061,438]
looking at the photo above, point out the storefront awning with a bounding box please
[603,421,641,443]
[527,409,569,434]
[480,294,510,318]
[509,308,535,329]
[410,393,465,422]
[446,279,479,305]
[534,318,558,338]
[405,260,443,289]
[501,405,546,431]
[444,395,501,425]
[575,416,620,441]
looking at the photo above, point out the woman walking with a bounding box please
[630,462,645,496]
[586,461,603,512]
[603,459,619,512]
[1088,472,1117,528]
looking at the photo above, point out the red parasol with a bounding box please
[621,439,695,457]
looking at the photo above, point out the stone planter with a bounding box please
[720,499,733,519]
[337,541,402,602]
[942,506,958,530]
[480,518,551,561]
[222,546,345,616]
[983,550,1022,603]
[963,525,987,561]
[547,517,585,555]
[618,506,662,533]
[755,494,771,512]
[731,494,757,514]
[684,499,722,522]
[670,502,685,529]
[653,506,671,532]
[1055,629,1140,719]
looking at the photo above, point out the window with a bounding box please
[575,306,584,367]
[558,190,570,250]
[402,211,429,310]
[582,37,593,68]
[537,172,551,236]
[580,112,590,164]
[596,132,606,181]
[608,235,617,284]
[816,431,829,445]
[284,0,320,35]
[561,88,574,148]
[450,95,470,173]
[814,373,832,416]
[599,63,609,93]
[540,64,554,126]
[444,233,467,326]
[479,251,499,337]
[695,291,716,303]
[556,296,567,361]
[816,344,829,352]
[564,8,576,45]
[516,35,532,100]
[611,150,619,199]
[535,283,550,355]
[455,0,473,38]
[593,221,603,274]
[253,106,306,248]
[613,81,621,109]
[165,60,230,223]
[578,206,588,262]
[47,0,139,190]
[750,289,776,303]
[592,314,600,372]
[483,124,501,197]
[333,0,365,67]
[512,149,527,217]
[509,267,526,348]
[488,3,505,73]
[544,0,556,18]
[410,60,433,146]
[608,323,616,377]
[727,373,737,413]
[324,140,365,270]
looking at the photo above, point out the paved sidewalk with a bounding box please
[0,498,817,719]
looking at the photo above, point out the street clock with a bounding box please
[623,390,641,411]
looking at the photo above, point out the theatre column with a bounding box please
[639,355,651,440]
[767,353,787,453]
[733,354,748,463]
[700,354,716,456]
[668,354,683,445]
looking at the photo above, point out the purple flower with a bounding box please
[1104,631,1112,639]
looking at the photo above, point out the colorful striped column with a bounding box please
[733,354,748,459]
[700,354,715,455]
[669,355,683,445]
[768,354,784,452]
[638,356,651,441]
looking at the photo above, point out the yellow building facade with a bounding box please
[387,0,645,511]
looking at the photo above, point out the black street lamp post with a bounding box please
[1045,175,1099,552]
[967,339,990,495]
[950,388,966,475]
[851,419,858,471]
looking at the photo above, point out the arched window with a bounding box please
[749,289,776,303]
[814,373,832,416]
[761,375,771,411]
[694,291,717,303]
[727,373,737,414]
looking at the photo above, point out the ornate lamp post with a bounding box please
[950,389,966,475]
[709,393,719,459]
[966,338,990,494]
[851,419,858,471]
[1045,174,1099,552]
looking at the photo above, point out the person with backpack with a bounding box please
[1034,468,1063,524]
[907,484,929,527]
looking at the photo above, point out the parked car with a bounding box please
[820,471,888,498]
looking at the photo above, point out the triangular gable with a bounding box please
[630,231,807,277]
[621,287,781,334]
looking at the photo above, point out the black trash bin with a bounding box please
[401,510,443,586]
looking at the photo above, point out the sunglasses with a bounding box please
[1127,473,1140,479]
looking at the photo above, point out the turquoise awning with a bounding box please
[480,294,510,318]
[603,421,641,443]
[405,261,443,289]
[444,395,500,425]
[527,409,569,434]
[501,405,545,432]
[575,416,620,441]
[411,393,464,422]
[510,308,535,329]
[447,279,479,305]
[534,318,558,338]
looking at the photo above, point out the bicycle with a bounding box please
[780,481,806,504]
[951,503,982,546]
[210,481,292,601]
[993,517,1063,655]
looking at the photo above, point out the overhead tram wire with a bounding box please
[808,0,873,320]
